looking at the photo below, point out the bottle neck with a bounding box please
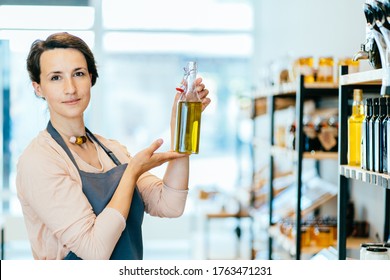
[186,71,197,94]
[373,105,379,116]
[352,100,364,115]
[365,105,372,118]
[183,68,200,102]
[379,105,386,116]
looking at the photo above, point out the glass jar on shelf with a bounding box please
[293,57,315,83]
[317,56,334,83]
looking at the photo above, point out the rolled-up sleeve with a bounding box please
[136,172,188,218]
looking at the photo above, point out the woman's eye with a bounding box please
[51,75,60,81]
[74,71,85,77]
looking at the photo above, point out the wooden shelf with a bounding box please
[269,225,336,256]
[271,146,338,161]
[255,82,338,98]
[301,192,338,216]
[339,69,382,86]
[206,210,250,219]
[340,165,390,189]
[346,237,374,249]
[304,82,339,89]
[267,173,338,222]
[269,226,372,257]
[303,151,338,160]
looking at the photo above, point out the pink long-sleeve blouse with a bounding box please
[16,130,188,260]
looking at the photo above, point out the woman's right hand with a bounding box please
[109,138,187,219]
[127,138,188,178]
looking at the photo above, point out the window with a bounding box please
[0,0,254,214]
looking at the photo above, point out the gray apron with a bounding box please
[47,121,144,260]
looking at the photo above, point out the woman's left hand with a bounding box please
[194,77,211,111]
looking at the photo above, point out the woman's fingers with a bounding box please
[144,138,164,156]
[201,97,211,111]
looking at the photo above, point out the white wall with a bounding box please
[253,0,367,70]
[252,0,388,242]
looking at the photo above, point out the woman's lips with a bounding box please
[63,98,80,105]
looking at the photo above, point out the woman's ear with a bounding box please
[32,82,45,99]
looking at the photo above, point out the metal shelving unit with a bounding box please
[338,66,390,259]
[252,75,339,259]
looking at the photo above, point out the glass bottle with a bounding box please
[375,97,387,173]
[384,98,390,174]
[347,89,364,166]
[303,115,319,151]
[361,98,373,170]
[174,61,202,154]
[369,98,379,171]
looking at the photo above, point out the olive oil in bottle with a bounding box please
[348,89,364,166]
[175,101,202,153]
[174,61,202,154]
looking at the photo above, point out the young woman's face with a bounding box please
[32,48,92,123]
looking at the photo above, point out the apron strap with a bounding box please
[85,127,122,166]
[47,121,122,167]
[47,121,80,169]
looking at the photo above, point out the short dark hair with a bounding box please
[26,32,99,87]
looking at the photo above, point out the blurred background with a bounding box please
[0,0,370,260]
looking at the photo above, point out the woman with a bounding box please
[16,32,211,260]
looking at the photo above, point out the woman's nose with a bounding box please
[64,78,76,94]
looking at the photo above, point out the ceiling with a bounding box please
[0,0,88,6]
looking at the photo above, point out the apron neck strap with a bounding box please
[85,127,122,166]
[47,121,80,169]
[46,121,122,167]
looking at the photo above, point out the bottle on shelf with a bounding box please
[174,61,202,154]
[368,98,379,171]
[383,98,390,174]
[361,98,373,170]
[347,89,364,166]
[328,115,339,153]
[374,97,387,173]
[303,115,320,152]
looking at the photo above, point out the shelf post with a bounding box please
[384,188,390,242]
[294,75,305,260]
[337,65,350,260]
[267,95,275,259]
